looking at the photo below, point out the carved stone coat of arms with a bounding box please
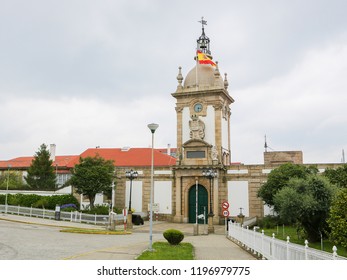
[189,115,205,140]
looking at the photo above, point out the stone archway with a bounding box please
[188,184,208,224]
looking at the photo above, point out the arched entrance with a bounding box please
[188,184,208,224]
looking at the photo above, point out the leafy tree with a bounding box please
[25,144,56,190]
[324,164,347,188]
[67,155,115,209]
[327,188,347,249]
[274,175,336,242]
[0,170,27,190]
[257,163,317,207]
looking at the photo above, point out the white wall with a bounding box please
[227,181,249,217]
[222,114,229,149]
[264,204,275,216]
[125,180,143,213]
[94,193,104,205]
[201,105,215,145]
[182,107,190,143]
[154,181,172,214]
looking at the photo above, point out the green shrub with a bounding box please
[45,194,79,209]
[82,205,110,215]
[257,215,284,229]
[9,194,41,206]
[33,197,49,208]
[0,193,79,210]
[112,207,123,214]
[163,229,184,245]
[61,207,77,212]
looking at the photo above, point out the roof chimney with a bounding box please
[167,144,171,156]
[49,144,56,162]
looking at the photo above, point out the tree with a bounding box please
[327,188,347,249]
[274,175,336,242]
[257,163,316,207]
[68,155,115,209]
[0,170,26,190]
[323,164,347,188]
[25,144,56,190]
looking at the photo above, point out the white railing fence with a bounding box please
[228,221,347,260]
[0,204,123,226]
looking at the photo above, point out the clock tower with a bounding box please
[171,19,234,228]
[172,23,234,167]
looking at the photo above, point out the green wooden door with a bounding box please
[188,184,208,224]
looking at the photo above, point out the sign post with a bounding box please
[123,208,128,231]
[221,201,230,234]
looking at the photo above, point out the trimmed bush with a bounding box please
[0,194,79,210]
[82,205,110,215]
[163,229,184,245]
[33,197,49,208]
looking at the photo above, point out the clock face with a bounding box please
[194,103,203,113]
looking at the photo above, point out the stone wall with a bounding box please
[264,151,303,165]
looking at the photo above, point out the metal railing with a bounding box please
[0,204,124,226]
[228,221,347,260]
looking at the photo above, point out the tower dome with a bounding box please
[183,63,224,89]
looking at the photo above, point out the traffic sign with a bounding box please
[222,201,229,210]
[222,210,229,217]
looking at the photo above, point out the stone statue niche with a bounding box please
[189,115,205,140]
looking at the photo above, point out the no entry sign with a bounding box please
[222,201,229,210]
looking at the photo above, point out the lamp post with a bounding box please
[125,169,138,229]
[238,207,245,226]
[5,164,11,214]
[202,168,217,233]
[148,123,159,251]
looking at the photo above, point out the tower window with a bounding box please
[186,151,205,158]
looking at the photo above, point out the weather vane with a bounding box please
[198,17,207,29]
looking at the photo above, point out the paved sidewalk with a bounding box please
[133,222,256,260]
[0,214,256,260]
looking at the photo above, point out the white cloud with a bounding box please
[1,0,347,165]
[0,93,176,158]
[231,39,347,164]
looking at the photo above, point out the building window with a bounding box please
[57,173,72,187]
[186,151,205,158]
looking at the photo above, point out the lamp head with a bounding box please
[147,123,159,133]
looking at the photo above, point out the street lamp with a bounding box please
[238,207,245,226]
[148,123,159,251]
[5,164,11,214]
[202,168,217,233]
[125,169,138,229]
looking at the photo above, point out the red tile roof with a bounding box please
[0,155,79,169]
[67,148,176,168]
[0,157,34,168]
[0,148,177,169]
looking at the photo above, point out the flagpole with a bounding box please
[195,49,199,91]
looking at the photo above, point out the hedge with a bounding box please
[0,194,79,210]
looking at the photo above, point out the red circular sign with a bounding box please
[223,210,229,217]
[222,201,229,210]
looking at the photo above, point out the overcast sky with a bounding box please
[1,0,347,165]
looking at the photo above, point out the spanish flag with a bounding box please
[197,50,216,66]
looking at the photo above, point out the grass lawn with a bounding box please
[262,225,347,258]
[136,242,194,260]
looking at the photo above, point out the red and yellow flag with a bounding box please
[197,50,216,66]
